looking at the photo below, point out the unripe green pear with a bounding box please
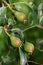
[10,35,22,47]
[15,11,26,23]
[4,27,22,48]
[24,42,34,54]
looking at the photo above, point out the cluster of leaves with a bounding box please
[0,0,43,65]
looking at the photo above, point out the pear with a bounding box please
[24,42,34,54]
[15,11,26,23]
[10,35,22,47]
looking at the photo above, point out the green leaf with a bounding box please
[8,18,16,27]
[12,2,31,16]
[0,7,7,16]
[1,55,11,63]
[19,48,27,65]
[0,16,5,26]
[39,16,43,25]
[9,0,32,4]
[0,27,9,53]
[11,28,24,41]
[38,3,43,18]
[9,0,18,4]
[33,0,42,6]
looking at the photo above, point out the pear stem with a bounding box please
[22,25,37,33]
[3,0,15,13]
[4,27,11,37]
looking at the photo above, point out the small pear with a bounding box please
[24,42,34,54]
[15,11,26,23]
[10,35,22,47]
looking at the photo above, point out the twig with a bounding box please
[2,1,4,7]
[27,60,43,65]
[37,25,43,29]
[0,62,2,65]
[18,58,20,65]
[7,50,10,56]
[27,62,29,65]
[2,0,15,13]
[22,25,37,33]
[22,25,43,33]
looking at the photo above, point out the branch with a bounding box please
[2,0,15,13]
[0,62,2,65]
[27,60,43,65]
[22,25,37,33]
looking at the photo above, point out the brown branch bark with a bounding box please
[27,60,43,65]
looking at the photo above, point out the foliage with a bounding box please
[0,0,43,65]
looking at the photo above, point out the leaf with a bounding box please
[0,7,7,16]
[39,16,43,25]
[12,2,31,16]
[8,18,16,27]
[9,0,31,4]
[11,28,24,41]
[0,16,5,26]
[9,0,18,4]
[38,3,43,18]
[19,48,27,65]
[0,27,9,54]
[1,55,11,63]
[8,48,18,65]
[33,0,42,6]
